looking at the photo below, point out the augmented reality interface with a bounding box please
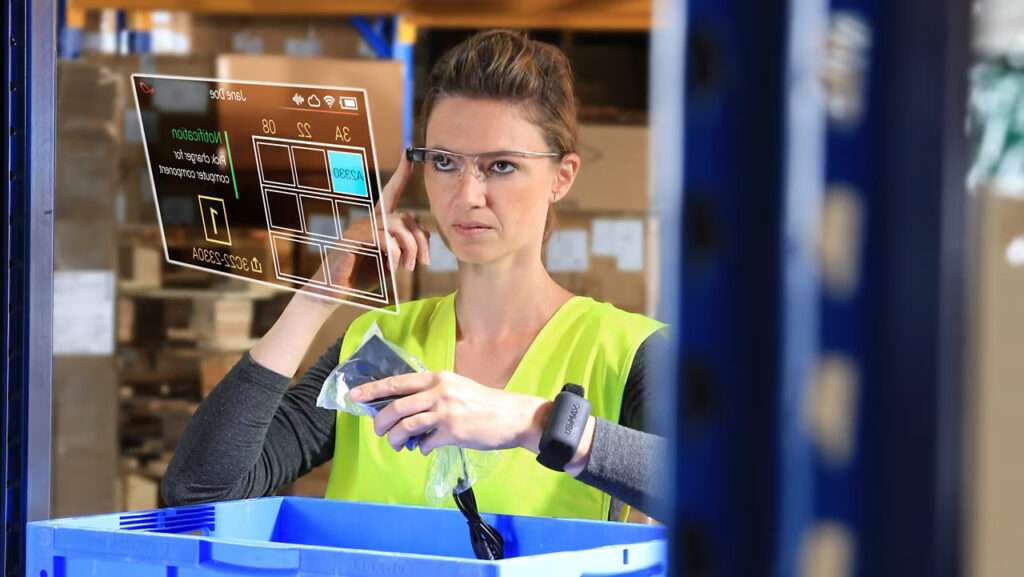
[131,74,398,311]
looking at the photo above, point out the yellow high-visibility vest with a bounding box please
[325,293,665,520]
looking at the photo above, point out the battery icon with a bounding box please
[340,96,358,111]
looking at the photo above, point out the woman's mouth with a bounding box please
[451,222,494,237]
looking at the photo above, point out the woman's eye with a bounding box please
[489,160,517,175]
[430,154,457,171]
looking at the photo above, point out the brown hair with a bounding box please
[420,30,578,240]
[420,30,578,154]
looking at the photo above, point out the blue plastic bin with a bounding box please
[27,497,667,576]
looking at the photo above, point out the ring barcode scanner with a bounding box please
[537,384,591,472]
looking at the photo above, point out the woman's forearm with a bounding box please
[516,402,663,519]
[250,294,337,378]
[574,419,667,520]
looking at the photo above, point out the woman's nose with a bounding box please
[454,168,488,207]
[458,158,487,182]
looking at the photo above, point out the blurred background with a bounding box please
[16,0,1024,575]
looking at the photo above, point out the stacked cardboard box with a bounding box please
[82,54,217,226]
[53,61,124,517]
[971,190,1024,577]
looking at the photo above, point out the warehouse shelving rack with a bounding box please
[654,1,971,576]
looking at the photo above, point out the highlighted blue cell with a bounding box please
[328,150,368,197]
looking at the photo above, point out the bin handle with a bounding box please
[200,540,301,572]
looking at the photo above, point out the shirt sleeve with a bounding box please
[160,339,343,506]
[618,333,659,433]
[575,333,670,519]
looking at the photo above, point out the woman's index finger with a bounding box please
[380,148,413,214]
[350,371,431,402]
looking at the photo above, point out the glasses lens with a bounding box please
[424,150,462,174]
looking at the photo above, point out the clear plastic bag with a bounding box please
[316,322,499,503]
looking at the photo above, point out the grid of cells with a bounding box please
[253,136,387,302]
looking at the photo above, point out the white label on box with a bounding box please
[546,229,590,272]
[286,37,322,57]
[232,31,265,54]
[591,219,619,257]
[591,219,645,271]
[1006,236,1024,266]
[53,271,115,356]
[429,234,459,272]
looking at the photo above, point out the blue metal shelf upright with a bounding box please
[4,0,56,575]
[657,0,971,575]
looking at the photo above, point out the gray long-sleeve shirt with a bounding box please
[161,334,667,519]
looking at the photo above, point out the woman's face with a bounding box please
[424,97,576,266]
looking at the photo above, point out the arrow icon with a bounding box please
[252,257,263,274]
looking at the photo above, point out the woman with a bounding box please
[163,30,668,522]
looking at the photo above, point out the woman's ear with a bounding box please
[551,152,581,203]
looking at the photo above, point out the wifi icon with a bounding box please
[323,95,336,108]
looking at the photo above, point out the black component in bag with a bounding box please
[341,334,418,412]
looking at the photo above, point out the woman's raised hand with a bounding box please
[339,151,431,273]
[298,150,432,305]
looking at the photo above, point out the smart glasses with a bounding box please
[406,147,562,182]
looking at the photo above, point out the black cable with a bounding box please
[453,484,504,560]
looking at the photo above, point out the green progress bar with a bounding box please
[224,130,239,200]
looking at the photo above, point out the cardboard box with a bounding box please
[55,140,120,222]
[81,54,217,147]
[57,65,122,224]
[561,124,650,213]
[117,297,135,344]
[119,245,164,289]
[216,54,404,171]
[52,357,119,517]
[82,54,217,225]
[83,54,217,85]
[970,190,1024,577]
[55,219,116,270]
[122,471,160,512]
[58,60,124,133]
[414,211,657,314]
[288,462,332,497]
[547,211,653,314]
[191,298,255,348]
